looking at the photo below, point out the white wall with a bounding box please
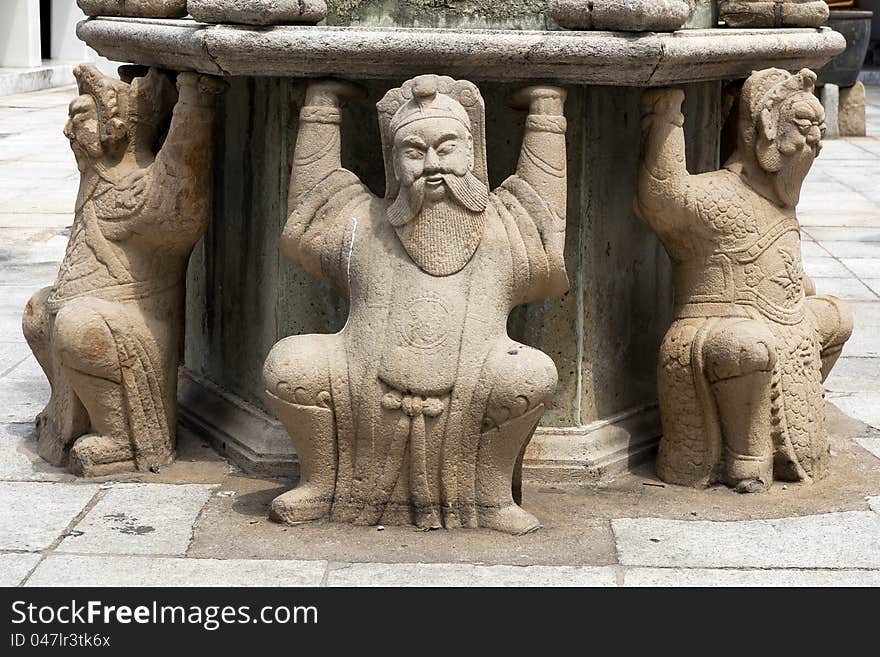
[50,0,89,61]
[0,0,41,67]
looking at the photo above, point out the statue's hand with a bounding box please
[304,78,367,108]
[176,72,227,106]
[509,85,567,116]
[640,88,685,126]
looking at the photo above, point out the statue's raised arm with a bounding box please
[634,88,696,232]
[281,79,373,291]
[494,84,569,304]
[509,85,568,220]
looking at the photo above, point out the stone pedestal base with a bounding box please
[178,372,661,484]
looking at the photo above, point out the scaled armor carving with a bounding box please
[264,75,569,534]
[635,68,852,492]
[22,65,224,476]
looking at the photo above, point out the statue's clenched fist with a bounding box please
[304,78,367,108]
[509,85,567,116]
[640,88,685,126]
[176,72,227,106]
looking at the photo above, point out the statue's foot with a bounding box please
[478,504,542,535]
[734,478,768,494]
[269,486,332,524]
[69,434,136,477]
[35,415,70,468]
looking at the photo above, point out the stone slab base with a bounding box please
[177,371,660,484]
[0,61,80,96]
[525,406,661,484]
[177,372,299,479]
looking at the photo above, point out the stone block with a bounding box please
[0,423,74,482]
[77,0,187,18]
[548,0,690,32]
[0,373,50,424]
[821,83,841,138]
[824,357,880,394]
[0,553,42,586]
[189,0,327,25]
[623,567,880,586]
[810,278,877,301]
[26,554,327,587]
[613,511,880,568]
[719,0,829,28]
[325,562,618,587]
[56,483,216,556]
[839,81,867,137]
[859,436,880,457]
[0,481,99,551]
[324,0,548,29]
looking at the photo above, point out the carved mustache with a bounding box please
[387,171,489,227]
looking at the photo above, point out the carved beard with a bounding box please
[387,171,489,227]
[774,147,815,208]
[70,137,103,173]
[388,172,490,276]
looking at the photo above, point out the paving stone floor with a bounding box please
[0,86,878,587]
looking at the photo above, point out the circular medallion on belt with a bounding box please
[402,295,451,350]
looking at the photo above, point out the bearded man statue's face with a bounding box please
[64,95,104,171]
[388,116,488,227]
[394,116,472,200]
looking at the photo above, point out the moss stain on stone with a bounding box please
[327,0,551,29]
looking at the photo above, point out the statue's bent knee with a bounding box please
[483,343,557,431]
[807,294,853,350]
[22,287,53,349]
[703,320,777,383]
[263,334,335,408]
[264,334,338,524]
[52,300,122,382]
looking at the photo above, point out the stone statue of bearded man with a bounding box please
[635,68,853,492]
[263,75,569,534]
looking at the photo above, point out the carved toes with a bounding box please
[734,479,768,494]
[269,486,332,525]
[477,504,542,536]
